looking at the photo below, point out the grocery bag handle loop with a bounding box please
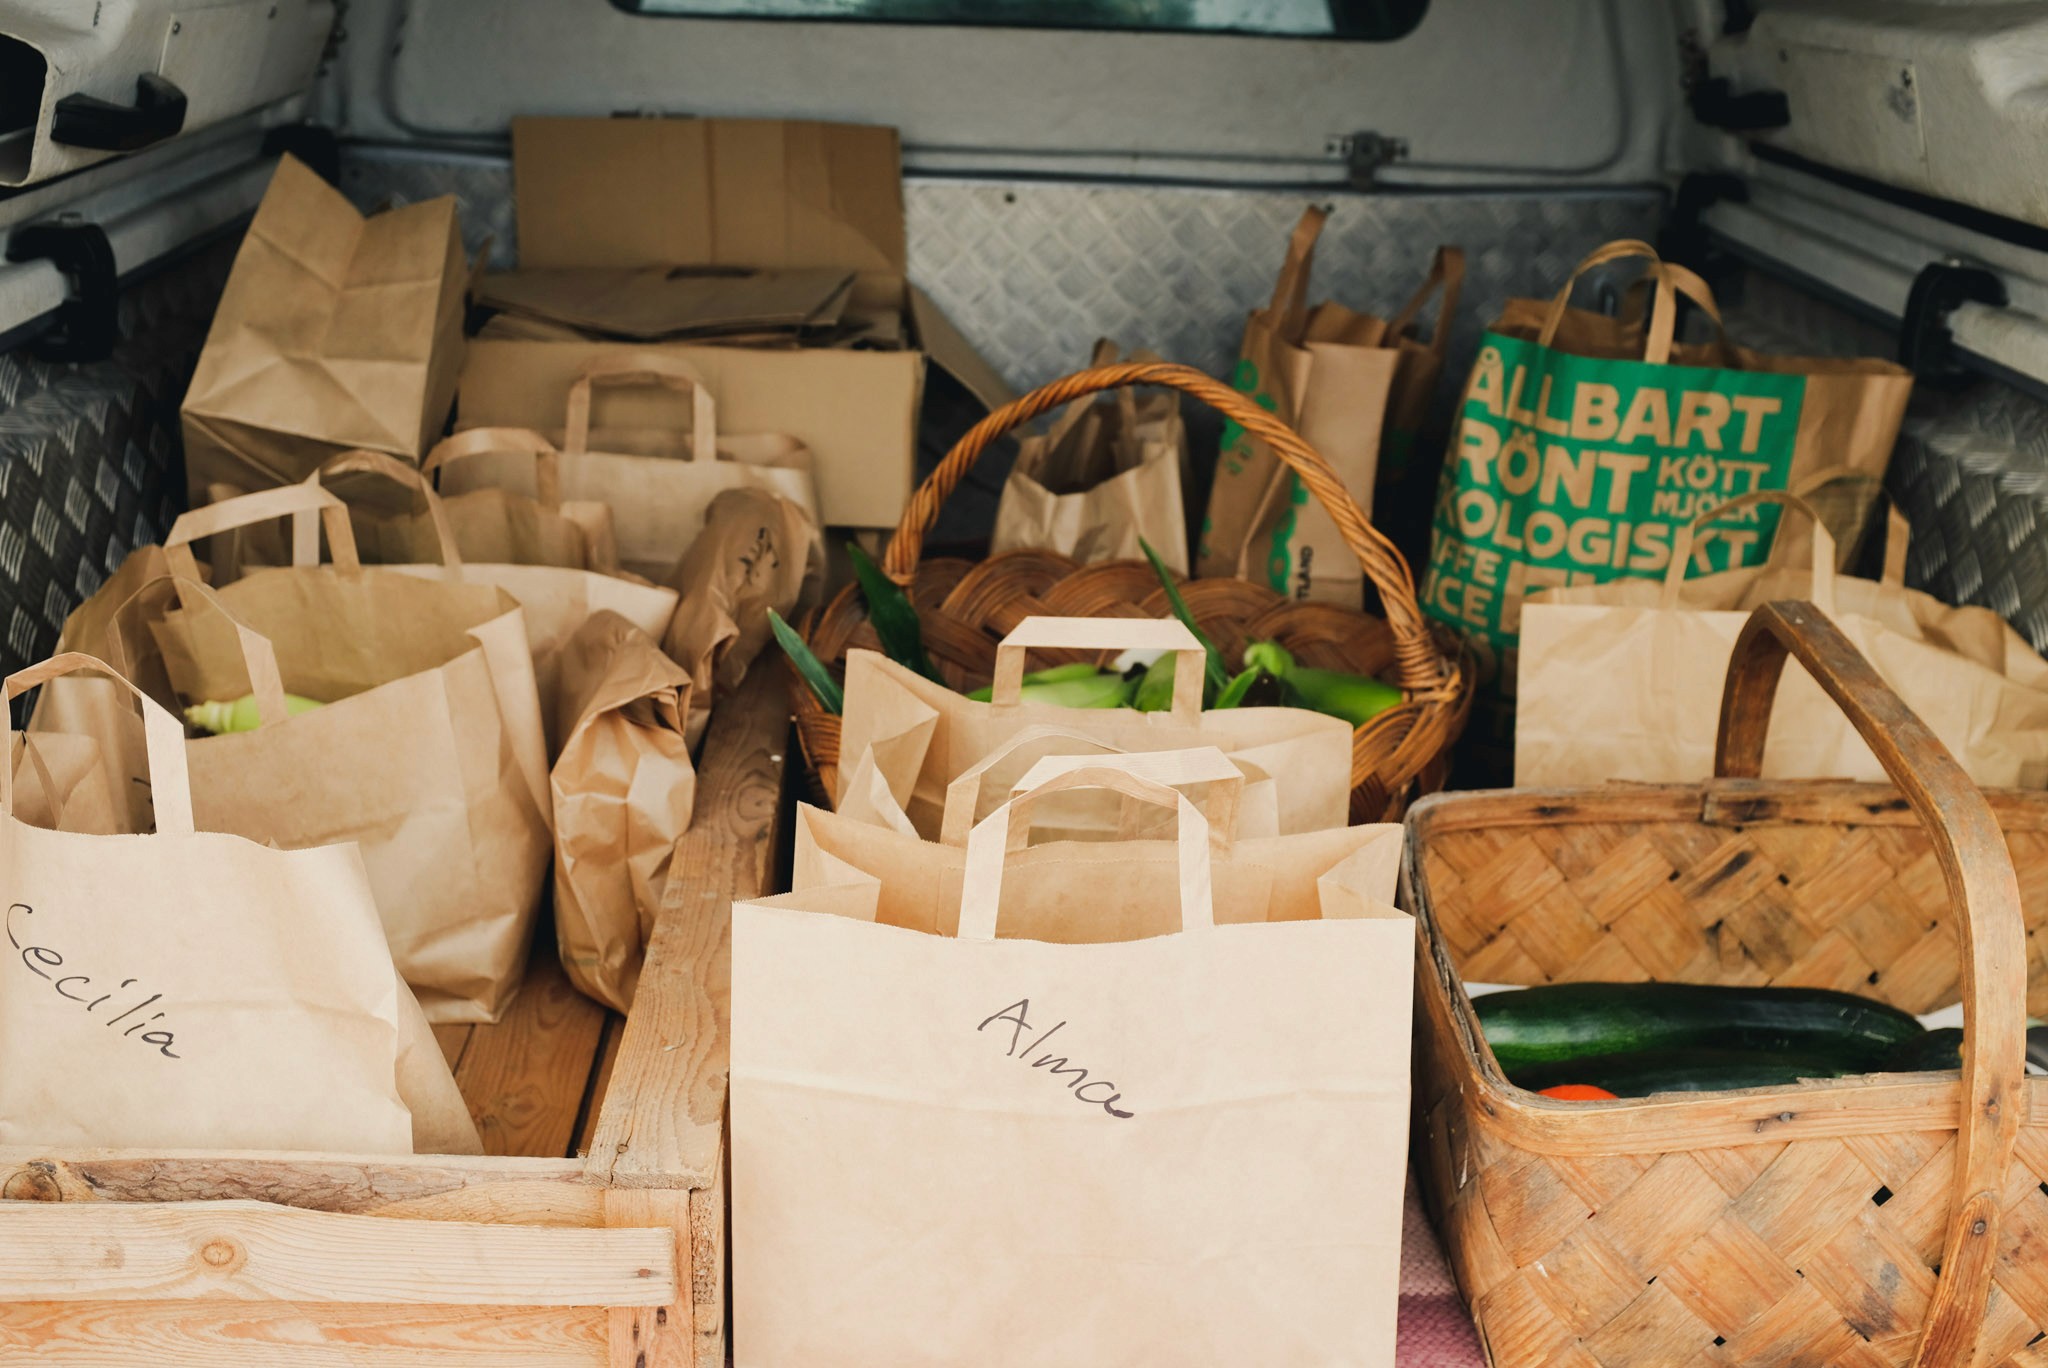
[1717,602,2025,1368]
[166,483,363,579]
[936,727,1247,846]
[992,617,1203,724]
[1008,747,1242,850]
[1537,240,1727,367]
[1662,488,1839,615]
[566,351,718,463]
[1387,245,1466,358]
[958,762,1213,941]
[306,449,466,572]
[2,653,194,836]
[1267,205,1329,341]
[889,362,1447,696]
[425,428,564,509]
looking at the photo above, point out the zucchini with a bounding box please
[1881,1028,1963,1073]
[1473,982,1925,1074]
[1509,1047,1852,1099]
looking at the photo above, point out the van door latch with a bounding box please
[4,216,119,363]
[1329,132,1409,190]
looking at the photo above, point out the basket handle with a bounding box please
[1715,601,2025,1368]
[887,361,1443,693]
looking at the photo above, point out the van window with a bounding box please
[608,0,1429,40]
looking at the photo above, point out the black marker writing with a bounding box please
[5,903,183,1059]
[977,998,1134,1118]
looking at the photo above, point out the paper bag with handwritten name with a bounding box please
[663,485,821,749]
[1517,486,2048,788]
[284,451,679,757]
[990,340,1190,572]
[834,615,1352,840]
[439,350,820,581]
[733,753,1412,1366]
[0,654,481,1154]
[44,492,553,1025]
[551,611,696,1013]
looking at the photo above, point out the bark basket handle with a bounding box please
[1716,600,2026,1368]
[887,361,1443,693]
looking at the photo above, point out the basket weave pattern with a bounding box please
[793,362,1468,822]
[1413,792,2048,1366]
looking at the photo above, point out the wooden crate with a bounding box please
[0,660,792,1366]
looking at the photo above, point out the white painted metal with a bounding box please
[0,0,332,186]
[320,0,1678,187]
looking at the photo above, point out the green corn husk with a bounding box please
[183,693,324,735]
[968,664,1132,708]
[1213,662,1265,709]
[769,608,844,714]
[1138,537,1228,698]
[1242,640,1401,726]
[847,541,940,682]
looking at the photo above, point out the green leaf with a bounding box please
[847,541,941,682]
[1214,662,1265,709]
[1138,537,1229,697]
[768,608,843,714]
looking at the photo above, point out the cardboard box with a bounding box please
[456,118,1012,530]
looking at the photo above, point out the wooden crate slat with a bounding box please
[0,1302,607,1366]
[455,939,610,1158]
[0,1200,677,1306]
[605,1190,693,1368]
[587,666,789,1190]
[0,1152,587,1212]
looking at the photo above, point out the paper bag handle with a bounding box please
[425,428,565,509]
[1387,245,1466,358]
[1010,747,1242,846]
[1267,205,1328,341]
[1535,240,1726,367]
[1662,488,1840,615]
[2,653,193,836]
[166,484,363,580]
[1715,602,2026,1368]
[958,763,1213,942]
[992,617,1203,723]
[305,449,467,571]
[565,352,718,462]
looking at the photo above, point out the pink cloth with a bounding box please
[1397,1173,1486,1366]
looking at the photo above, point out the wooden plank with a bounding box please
[0,1302,606,1366]
[0,1152,585,1212]
[688,1138,726,1368]
[434,1023,475,1071]
[577,1013,627,1160]
[587,660,789,1190]
[0,1201,676,1307]
[604,1190,693,1368]
[457,938,609,1159]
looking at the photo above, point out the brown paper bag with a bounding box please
[1374,245,1465,571]
[440,351,820,581]
[991,340,1190,571]
[1199,208,1441,605]
[0,654,479,1154]
[180,155,469,502]
[837,729,1283,846]
[1422,240,1913,774]
[47,490,553,1024]
[1516,486,2048,787]
[10,732,122,835]
[835,615,1353,839]
[662,486,821,749]
[287,451,680,757]
[551,612,696,1012]
[734,755,1412,1365]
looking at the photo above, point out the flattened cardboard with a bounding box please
[477,265,854,341]
[514,117,907,272]
[465,118,1014,528]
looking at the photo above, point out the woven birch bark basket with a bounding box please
[793,361,1469,823]
[1407,600,2045,1368]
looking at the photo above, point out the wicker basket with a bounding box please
[1408,600,2041,1368]
[794,361,1468,822]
